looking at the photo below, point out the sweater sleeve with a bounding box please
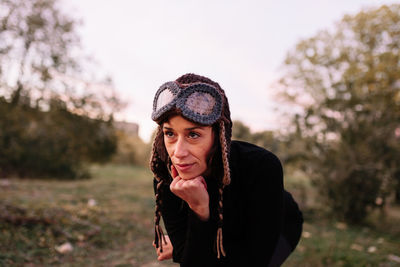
[228,148,284,267]
[154,179,218,266]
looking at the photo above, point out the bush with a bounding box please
[112,131,151,167]
[0,98,117,179]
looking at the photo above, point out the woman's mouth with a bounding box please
[175,163,194,172]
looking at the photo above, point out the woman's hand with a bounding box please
[170,165,210,221]
[153,235,173,261]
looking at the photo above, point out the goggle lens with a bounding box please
[156,88,175,112]
[184,91,216,116]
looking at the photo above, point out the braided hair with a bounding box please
[149,73,232,258]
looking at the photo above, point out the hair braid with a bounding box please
[154,179,167,251]
[150,126,167,251]
[216,187,226,258]
[219,120,231,186]
[215,120,231,258]
[150,126,161,180]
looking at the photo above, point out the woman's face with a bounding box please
[163,115,214,180]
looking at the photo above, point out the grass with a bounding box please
[1,164,400,266]
[0,164,173,267]
[286,219,400,267]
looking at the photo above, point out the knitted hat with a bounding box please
[150,73,232,259]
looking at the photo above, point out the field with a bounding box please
[1,164,400,266]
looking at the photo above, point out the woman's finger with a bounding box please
[198,176,208,190]
[170,177,184,193]
[170,175,181,188]
[188,176,207,190]
[170,164,178,179]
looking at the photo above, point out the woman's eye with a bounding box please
[164,131,174,137]
[188,131,200,139]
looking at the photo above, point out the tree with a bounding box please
[0,0,122,178]
[112,130,151,167]
[232,120,253,142]
[0,0,121,117]
[277,4,400,223]
[232,120,279,153]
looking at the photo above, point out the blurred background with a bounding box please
[1,0,400,266]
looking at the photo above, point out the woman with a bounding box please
[150,73,303,267]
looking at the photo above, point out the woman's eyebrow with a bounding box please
[185,126,204,131]
[163,126,204,131]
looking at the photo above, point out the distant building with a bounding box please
[114,121,139,136]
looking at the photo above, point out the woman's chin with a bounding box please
[177,170,204,180]
[179,173,197,180]
[175,166,207,180]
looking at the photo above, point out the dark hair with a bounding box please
[150,73,232,258]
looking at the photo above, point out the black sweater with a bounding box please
[155,140,303,267]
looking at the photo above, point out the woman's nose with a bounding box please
[174,137,189,158]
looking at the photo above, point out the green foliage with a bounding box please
[232,120,279,153]
[0,98,117,178]
[112,131,151,167]
[232,120,252,141]
[0,0,122,178]
[277,4,400,223]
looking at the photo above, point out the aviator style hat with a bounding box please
[149,73,232,259]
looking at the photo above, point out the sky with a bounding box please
[64,0,398,142]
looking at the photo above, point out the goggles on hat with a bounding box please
[152,81,223,125]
